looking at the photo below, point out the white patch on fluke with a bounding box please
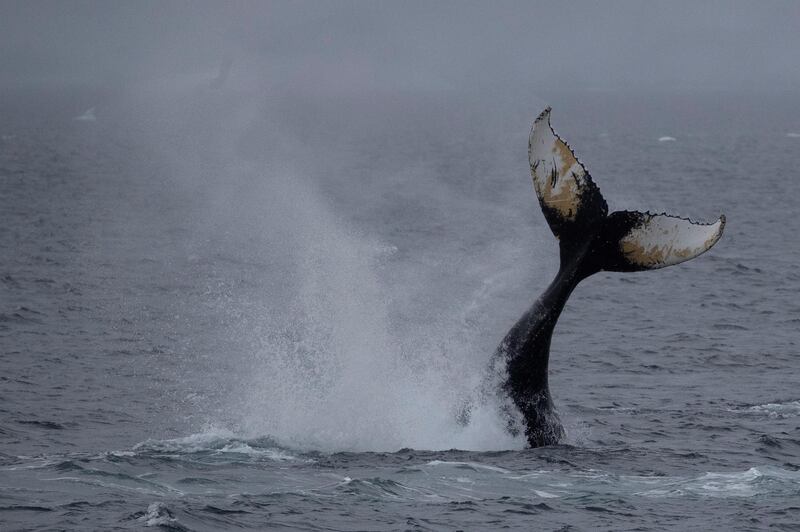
[619,213,725,269]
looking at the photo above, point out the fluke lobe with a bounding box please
[493,107,725,447]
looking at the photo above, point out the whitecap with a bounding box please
[424,460,510,474]
[632,466,799,498]
[532,489,560,498]
[74,107,96,122]
[728,400,800,418]
[132,429,303,461]
[133,428,237,453]
[108,450,136,458]
[139,502,179,528]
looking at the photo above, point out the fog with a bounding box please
[2,1,798,92]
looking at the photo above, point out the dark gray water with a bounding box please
[1,86,799,530]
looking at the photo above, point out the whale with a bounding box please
[488,107,725,447]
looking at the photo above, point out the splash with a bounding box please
[119,82,535,453]
[206,167,525,452]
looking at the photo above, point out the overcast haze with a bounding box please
[3,2,800,529]
[1,1,798,92]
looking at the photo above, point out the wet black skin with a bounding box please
[493,198,645,447]
[495,236,600,446]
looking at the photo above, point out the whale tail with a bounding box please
[529,107,725,275]
[481,108,725,447]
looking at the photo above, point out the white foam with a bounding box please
[425,460,511,474]
[218,441,298,461]
[133,428,236,453]
[140,502,177,528]
[306,465,798,503]
[108,450,136,458]
[752,400,800,417]
[633,467,784,498]
[132,428,302,461]
[728,400,800,418]
[500,466,798,500]
[786,132,800,138]
[658,136,676,142]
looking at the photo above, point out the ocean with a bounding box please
[1,85,799,530]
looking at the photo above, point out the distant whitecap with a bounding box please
[139,502,178,528]
[74,107,96,122]
[658,136,676,142]
[742,400,800,418]
[787,132,800,138]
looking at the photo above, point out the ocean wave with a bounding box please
[334,477,439,500]
[131,430,308,463]
[389,462,800,502]
[631,467,800,498]
[424,460,512,474]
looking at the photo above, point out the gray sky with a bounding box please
[1,1,798,91]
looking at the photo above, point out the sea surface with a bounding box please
[1,85,799,530]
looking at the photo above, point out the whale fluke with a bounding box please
[490,107,725,447]
[600,211,725,271]
[529,107,725,276]
[529,107,607,241]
